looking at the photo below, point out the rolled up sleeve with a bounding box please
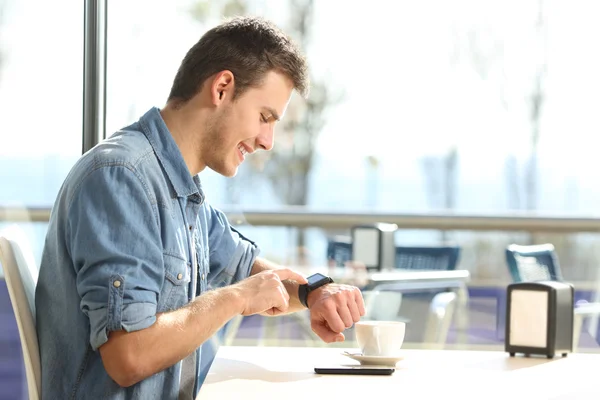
[67,165,163,351]
[206,204,260,287]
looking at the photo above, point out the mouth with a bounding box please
[237,143,249,162]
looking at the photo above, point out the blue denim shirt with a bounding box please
[35,107,260,399]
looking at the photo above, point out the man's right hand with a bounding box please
[234,269,307,316]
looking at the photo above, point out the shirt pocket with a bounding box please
[158,253,190,312]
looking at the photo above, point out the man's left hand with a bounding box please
[307,284,366,343]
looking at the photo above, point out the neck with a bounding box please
[160,100,208,175]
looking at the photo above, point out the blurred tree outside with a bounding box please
[450,0,548,274]
[457,0,548,214]
[452,1,600,288]
[189,0,343,261]
[421,5,462,242]
[436,0,557,281]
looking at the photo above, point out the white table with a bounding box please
[309,266,470,289]
[197,346,600,400]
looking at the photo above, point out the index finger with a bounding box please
[273,268,308,284]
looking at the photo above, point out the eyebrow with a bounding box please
[263,107,281,122]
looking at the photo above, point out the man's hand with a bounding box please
[307,284,365,343]
[234,269,308,316]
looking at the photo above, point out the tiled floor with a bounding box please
[1,282,599,397]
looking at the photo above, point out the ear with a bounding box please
[210,70,235,106]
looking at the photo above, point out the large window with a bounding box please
[0,0,83,264]
[106,0,600,266]
[1,5,598,399]
[104,0,600,349]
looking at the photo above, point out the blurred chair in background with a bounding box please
[326,237,462,346]
[326,237,461,272]
[0,225,41,400]
[373,246,462,344]
[505,243,561,282]
[504,243,600,349]
[395,245,460,271]
[326,236,353,267]
[361,289,457,348]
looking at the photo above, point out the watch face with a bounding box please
[308,273,328,286]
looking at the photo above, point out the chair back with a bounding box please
[362,290,404,321]
[505,243,562,282]
[326,236,353,267]
[0,228,41,400]
[395,246,460,270]
[423,291,457,347]
[327,238,460,271]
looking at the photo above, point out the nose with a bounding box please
[255,124,274,151]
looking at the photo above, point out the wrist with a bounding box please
[298,273,333,309]
[306,287,323,309]
[222,285,247,315]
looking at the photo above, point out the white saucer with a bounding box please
[342,351,404,366]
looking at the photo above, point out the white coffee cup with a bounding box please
[355,321,406,357]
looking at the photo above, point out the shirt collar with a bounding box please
[138,107,203,199]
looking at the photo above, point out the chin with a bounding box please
[211,165,238,178]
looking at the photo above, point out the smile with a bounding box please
[237,144,248,162]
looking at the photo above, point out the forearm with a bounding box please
[100,286,243,387]
[251,257,305,313]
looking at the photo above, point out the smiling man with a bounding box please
[35,16,365,400]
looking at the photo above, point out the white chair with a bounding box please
[362,290,405,322]
[362,290,457,347]
[0,227,41,400]
[423,291,457,348]
[573,302,600,349]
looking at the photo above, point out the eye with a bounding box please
[260,113,269,123]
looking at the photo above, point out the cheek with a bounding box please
[236,113,259,138]
[224,105,258,141]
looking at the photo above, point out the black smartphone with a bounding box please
[314,366,395,375]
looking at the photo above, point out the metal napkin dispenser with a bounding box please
[505,280,574,358]
[351,223,397,271]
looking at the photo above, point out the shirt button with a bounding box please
[201,273,205,281]
[189,225,193,231]
[113,280,121,288]
[177,273,183,280]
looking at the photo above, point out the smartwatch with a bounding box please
[298,273,334,308]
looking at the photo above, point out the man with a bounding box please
[35,16,365,400]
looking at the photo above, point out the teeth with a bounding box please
[238,145,247,155]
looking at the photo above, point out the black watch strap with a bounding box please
[298,284,310,308]
[298,273,333,308]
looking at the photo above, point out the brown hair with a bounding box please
[168,16,309,103]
